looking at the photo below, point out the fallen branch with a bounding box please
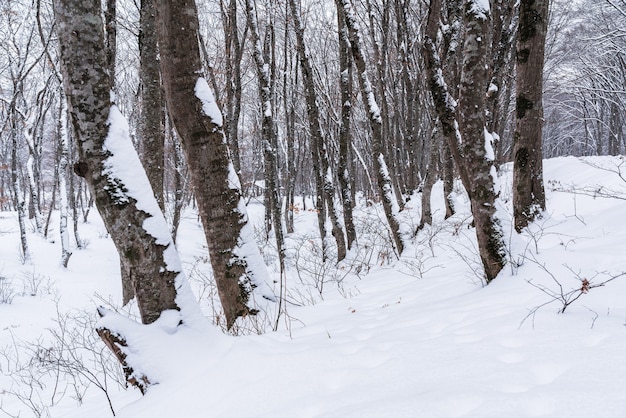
[96,307,150,394]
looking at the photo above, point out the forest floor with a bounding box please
[1,156,626,417]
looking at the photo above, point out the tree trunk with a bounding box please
[442,141,455,219]
[23,118,44,234]
[337,0,405,256]
[54,0,188,325]
[289,0,347,262]
[221,0,245,174]
[245,0,286,272]
[171,130,186,242]
[11,112,30,264]
[157,0,274,328]
[424,0,505,282]
[457,1,506,282]
[67,135,83,249]
[58,93,72,267]
[512,0,548,232]
[418,127,440,230]
[283,29,297,235]
[105,0,116,83]
[139,0,166,211]
[486,0,517,146]
[337,7,357,250]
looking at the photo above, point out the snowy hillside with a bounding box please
[1,156,626,417]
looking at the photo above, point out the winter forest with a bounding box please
[1,0,625,416]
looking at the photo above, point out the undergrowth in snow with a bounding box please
[1,156,626,417]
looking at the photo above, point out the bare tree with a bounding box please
[220,0,246,174]
[244,0,286,270]
[157,0,274,328]
[423,0,506,282]
[289,0,348,261]
[336,0,405,256]
[337,6,357,250]
[139,0,166,211]
[512,0,549,232]
[57,92,72,267]
[54,0,186,324]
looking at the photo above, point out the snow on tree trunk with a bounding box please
[53,0,201,327]
[11,117,30,264]
[512,0,548,232]
[485,0,517,154]
[289,0,347,262]
[419,127,440,230]
[442,142,455,219]
[23,117,44,234]
[457,0,506,283]
[222,0,245,175]
[157,0,275,329]
[171,132,185,242]
[337,0,405,256]
[245,0,286,275]
[424,0,505,283]
[337,8,357,250]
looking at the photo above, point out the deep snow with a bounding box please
[1,156,625,417]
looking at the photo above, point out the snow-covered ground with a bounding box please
[1,156,625,417]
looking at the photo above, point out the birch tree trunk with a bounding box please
[512,0,548,232]
[11,111,30,263]
[58,93,72,268]
[157,0,274,328]
[23,118,44,234]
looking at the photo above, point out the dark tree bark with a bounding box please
[486,0,518,146]
[423,0,506,283]
[423,0,470,204]
[395,0,421,195]
[442,141,455,219]
[337,0,405,256]
[289,0,347,261]
[418,126,440,229]
[170,129,186,242]
[337,7,357,250]
[105,0,116,83]
[512,0,549,232]
[457,2,506,282]
[157,0,273,328]
[245,0,286,271]
[221,0,246,174]
[54,0,181,324]
[139,0,165,211]
[282,17,297,235]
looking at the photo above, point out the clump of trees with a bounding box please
[0,0,622,392]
